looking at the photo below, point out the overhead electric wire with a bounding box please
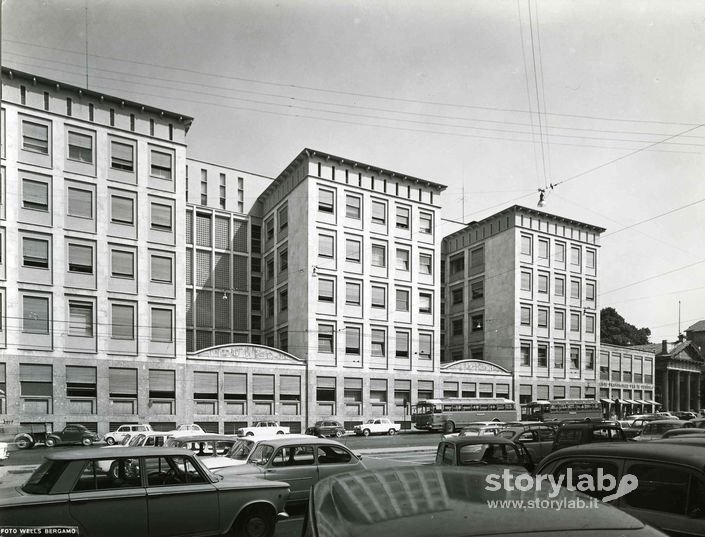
[601,196,705,239]
[527,0,549,189]
[600,258,705,296]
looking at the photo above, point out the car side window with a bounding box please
[518,432,534,442]
[145,456,206,486]
[622,463,689,514]
[317,445,353,465]
[73,459,142,491]
[436,444,455,465]
[537,428,555,441]
[553,460,620,500]
[271,446,315,467]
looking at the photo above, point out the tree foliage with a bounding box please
[600,307,651,346]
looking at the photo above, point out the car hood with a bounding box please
[214,463,264,478]
[202,457,247,470]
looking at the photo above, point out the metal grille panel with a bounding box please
[196,214,211,247]
[215,217,230,250]
[215,253,230,289]
[196,251,212,287]
[196,291,212,327]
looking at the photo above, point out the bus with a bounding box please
[525,399,603,422]
[411,398,519,433]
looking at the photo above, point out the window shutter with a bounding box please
[23,179,48,206]
[345,284,359,303]
[69,131,92,149]
[19,364,52,382]
[371,287,385,305]
[112,250,134,277]
[111,141,133,166]
[151,308,172,341]
[69,244,92,268]
[194,372,218,394]
[344,378,362,389]
[537,386,550,399]
[319,235,333,257]
[68,188,92,218]
[151,256,172,283]
[149,370,175,391]
[23,296,49,333]
[253,374,274,394]
[69,302,93,336]
[395,380,411,391]
[109,368,137,395]
[417,380,433,392]
[66,366,96,384]
[224,373,246,394]
[346,329,359,349]
[24,238,48,260]
[24,122,48,141]
[346,240,359,260]
[370,379,387,392]
[372,201,385,220]
[111,196,134,223]
[316,377,336,389]
[280,375,300,395]
[151,204,172,229]
[111,304,134,339]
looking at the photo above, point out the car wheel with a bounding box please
[109,461,120,480]
[106,437,116,445]
[335,429,343,438]
[15,437,31,450]
[246,432,254,437]
[443,421,455,434]
[45,438,56,448]
[232,505,275,537]
[387,428,396,436]
[276,430,284,435]
[362,429,371,437]
[82,438,93,447]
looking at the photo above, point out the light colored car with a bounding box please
[203,433,312,471]
[236,421,290,437]
[127,431,171,447]
[303,465,665,537]
[353,418,401,436]
[165,434,239,464]
[442,422,506,439]
[1,447,290,537]
[215,436,366,507]
[0,441,8,461]
[169,424,206,437]
[436,436,535,472]
[103,424,153,445]
[633,419,687,441]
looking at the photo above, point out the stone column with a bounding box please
[674,370,681,411]
[663,369,670,411]
[686,372,692,411]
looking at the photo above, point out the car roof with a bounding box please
[541,441,705,468]
[45,447,193,460]
[441,436,516,446]
[167,434,237,442]
[254,436,346,447]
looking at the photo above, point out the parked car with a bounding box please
[353,418,401,436]
[660,428,705,439]
[552,420,627,451]
[237,421,290,437]
[673,411,697,421]
[127,431,171,447]
[683,417,705,429]
[633,420,687,441]
[306,420,346,438]
[496,424,556,464]
[536,441,705,536]
[621,416,671,439]
[12,423,55,449]
[202,434,313,471]
[215,436,366,506]
[0,447,290,537]
[303,465,665,537]
[165,434,239,460]
[42,424,101,447]
[103,424,153,445]
[168,424,205,437]
[442,422,505,439]
[435,436,534,472]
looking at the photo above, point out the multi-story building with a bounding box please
[598,343,658,417]
[442,205,606,405]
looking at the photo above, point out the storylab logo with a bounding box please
[485,469,639,507]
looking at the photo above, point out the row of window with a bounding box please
[18,295,173,342]
[518,385,598,404]
[192,168,244,212]
[600,351,654,382]
[316,323,434,359]
[520,305,597,334]
[520,271,596,302]
[20,236,174,284]
[449,280,484,305]
[19,117,174,178]
[520,342,596,370]
[520,234,597,270]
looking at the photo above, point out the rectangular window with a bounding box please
[110,141,134,172]
[22,121,49,154]
[571,246,581,266]
[419,292,432,314]
[555,242,566,263]
[419,333,432,359]
[23,296,50,334]
[23,179,49,211]
[279,248,288,271]
[318,279,334,302]
[396,249,409,271]
[23,237,49,268]
[396,206,410,229]
[345,239,361,262]
[371,286,386,309]
[69,302,93,337]
[111,250,134,279]
[419,253,432,275]
[279,289,288,312]
[538,239,549,259]
[395,331,409,358]
[471,314,483,332]
[278,205,288,230]
[586,282,596,301]
[538,273,549,294]
[554,345,565,368]
[345,195,361,219]
[470,247,484,268]
[265,218,274,241]
[570,313,580,332]
[452,319,463,336]
[521,272,532,291]
[151,308,173,342]
[150,150,172,179]
[585,348,595,370]
[538,308,548,328]
[151,255,173,283]
[111,304,134,340]
[585,314,595,334]
[371,244,386,267]
[346,327,361,355]
[371,329,386,356]
[537,345,548,368]
[318,324,334,353]
[571,280,581,299]
[419,212,433,234]
[570,347,580,369]
[371,201,386,225]
[555,310,565,330]
[345,282,361,306]
[67,187,93,219]
[521,343,531,366]
[396,289,409,311]
[151,203,172,232]
[586,249,596,269]
[451,288,463,305]
[521,235,532,255]
[319,234,334,258]
[318,188,334,213]
[67,131,93,163]
[555,277,565,297]
[471,281,484,299]
[521,305,531,326]
[111,196,134,225]
[68,244,93,274]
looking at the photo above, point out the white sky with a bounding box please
[3,0,705,342]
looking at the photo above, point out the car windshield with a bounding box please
[128,434,145,447]
[459,428,482,436]
[249,443,275,465]
[496,430,515,439]
[120,434,133,446]
[226,439,255,461]
[22,460,70,494]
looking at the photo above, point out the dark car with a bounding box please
[552,420,627,451]
[306,420,346,438]
[435,435,534,472]
[45,424,100,447]
[674,411,697,421]
[621,416,671,439]
[302,465,666,537]
[536,441,705,536]
[0,447,290,537]
[496,424,556,463]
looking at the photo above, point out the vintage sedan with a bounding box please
[302,466,666,537]
[305,420,346,438]
[215,436,366,506]
[0,447,290,537]
[435,436,535,472]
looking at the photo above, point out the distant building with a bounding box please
[597,344,657,418]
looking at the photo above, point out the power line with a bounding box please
[601,196,705,239]
[600,258,705,296]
